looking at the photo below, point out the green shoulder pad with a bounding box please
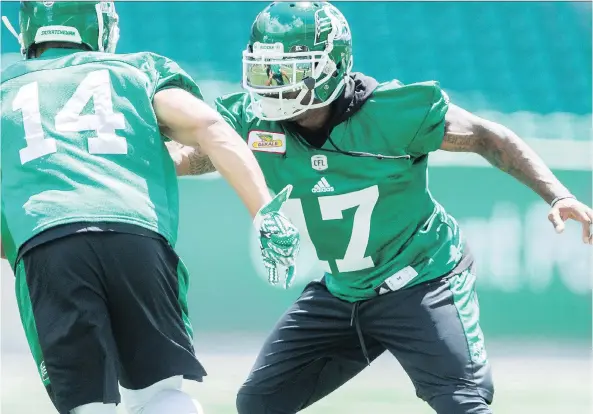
[123,52,203,101]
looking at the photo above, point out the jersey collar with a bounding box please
[283,73,379,150]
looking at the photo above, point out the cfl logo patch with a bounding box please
[311,154,328,171]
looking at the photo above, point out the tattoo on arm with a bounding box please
[188,147,217,175]
[166,140,217,176]
[441,130,484,153]
[442,105,571,204]
[441,104,487,153]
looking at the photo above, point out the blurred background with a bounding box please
[1,1,591,413]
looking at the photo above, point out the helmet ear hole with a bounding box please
[332,61,342,77]
[27,43,38,59]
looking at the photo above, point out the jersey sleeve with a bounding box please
[1,205,17,271]
[149,53,203,100]
[0,165,16,269]
[214,93,249,138]
[407,83,450,157]
[128,52,203,142]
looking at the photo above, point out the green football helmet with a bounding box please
[243,1,353,121]
[12,1,119,59]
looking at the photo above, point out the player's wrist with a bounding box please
[253,201,272,230]
[253,210,265,231]
[550,194,576,207]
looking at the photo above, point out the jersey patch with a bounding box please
[247,130,286,154]
[311,154,328,171]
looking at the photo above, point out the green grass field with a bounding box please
[247,64,308,87]
[2,340,591,414]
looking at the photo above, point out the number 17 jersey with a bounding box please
[216,79,465,302]
[1,49,201,267]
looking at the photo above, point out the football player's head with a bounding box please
[12,1,119,59]
[243,1,353,121]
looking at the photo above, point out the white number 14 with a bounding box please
[283,185,380,273]
[12,69,126,165]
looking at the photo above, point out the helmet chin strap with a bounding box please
[299,75,347,112]
[252,74,348,122]
[2,16,20,42]
[2,16,25,56]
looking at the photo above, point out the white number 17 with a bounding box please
[283,185,379,273]
[12,69,126,165]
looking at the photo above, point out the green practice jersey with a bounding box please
[268,64,282,76]
[1,49,202,267]
[216,79,464,302]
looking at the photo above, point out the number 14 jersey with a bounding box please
[1,49,202,265]
[216,80,464,302]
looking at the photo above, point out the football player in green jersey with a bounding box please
[265,64,289,86]
[168,2,593,413]
[0,2,300,414]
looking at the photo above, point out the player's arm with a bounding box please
[441,103,593,244]
[165,141,216,176]
[153,88,270,217]
[155,88,300,287]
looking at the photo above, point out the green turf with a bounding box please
[247,64,307,87]
[2,347,591,414]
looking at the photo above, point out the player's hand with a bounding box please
[165,141,194,176]
[548,197,593,245]
[254,185,301,288]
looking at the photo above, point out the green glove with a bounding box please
[254,185,301,289]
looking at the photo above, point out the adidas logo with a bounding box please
[312,177,334,193]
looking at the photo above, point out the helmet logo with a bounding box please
[314,9,333,46]
[42,1,54,7]
[98,2,117,16]
[314,6,351,46]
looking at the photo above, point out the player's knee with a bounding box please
[237,388,295,414]
[237,390,275,414]
[236,391,255,414]
[121,375,204,414]
[70,403,117,414]
[140,389,204,414]
[426,390,493,414]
